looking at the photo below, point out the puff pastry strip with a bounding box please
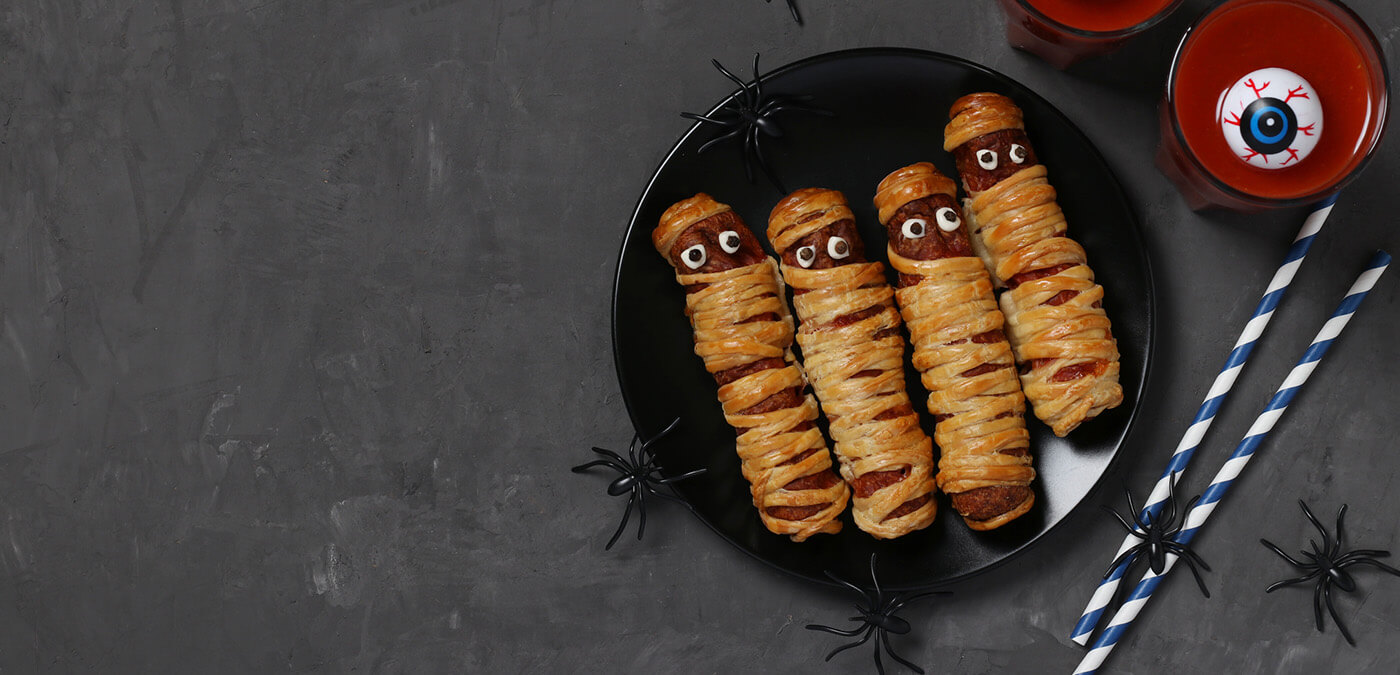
[654,194,848,541]
[767,188,937,539]
[944,93,1123,437]
[874,163,1034,530]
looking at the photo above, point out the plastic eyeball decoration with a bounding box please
[682,244,708,269]
[796,245,817,268]
[901,218,927,239]
[827,236,851,260]
[976,149,998,170]
[718,230,741,254]
[934,207,961,232]
[1219,67,1322,169]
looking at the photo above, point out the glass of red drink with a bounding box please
[997,0,1185,69]
[1158,0,1389,211]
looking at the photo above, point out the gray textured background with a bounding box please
[2,0,1398,672]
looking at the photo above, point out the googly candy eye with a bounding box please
[718,230,741,254]
[934,207,961,232]
[901,218,927,239]
[796,245,817,268]
[682,244,708,270]
[977,149,998,170]
[1219,67,1323,169]
[1009,144,1028,164]
[827,237,851,260]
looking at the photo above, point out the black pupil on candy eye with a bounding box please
[1240,97,1297,155]
[910,222,923,235]
[799,248,813,260]
[833,240,847,254]
[688,249,702,262]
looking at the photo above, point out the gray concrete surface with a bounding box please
[2,0,1398,672]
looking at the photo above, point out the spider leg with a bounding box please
[1313,578,1326,632]
[750,53,764,104]
[605,493,637,550]
[824,570,869,600]
[1301,501,1333,557]
[644,487,695,513]
[571,458,629,474]
[1162,471,1179,528]
[1265,569,1322,593]
[1103,547,1142,580]
[1322,582,1356,646]
[637,417,681,458]
[1260,538,1311,568]
[651,467,707,484]
[751,131,787,193]
[822,626,875,661]
[887,590,947,614]
[785,0,803,25]
[882,628,925,675]
[763,100,833,117]
[1335,549,1392,563]
[1333,504,1348,559]
[681,111,736,126]
[1165,540,1212,572]
[635,489,648,542]
[806,621,866,637]
[1340,557,1400,577]
[1123,485,1147,532]
[710,59,754,111]
[1170,548,1211,598]
[867,554,883,599]
[739,128,758,184]
[1101,505,1141,537]
[589,446,630,465]
[695,126,746,155]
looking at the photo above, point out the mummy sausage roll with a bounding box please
[654,194,849,541]
[944,93,1123,437]
[767,188,937,539]
[874,163,1035,531]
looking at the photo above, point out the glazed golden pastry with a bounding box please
[874,163,1035,530]
[654,194,849,541]
[944,93,1123,437]
[767,188,936,539]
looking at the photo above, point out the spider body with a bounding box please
[806,554,946,675]
[573,418,705,550]
[1102,473,1211,596]
[1261,501,1400,645]
[680,53,831,193]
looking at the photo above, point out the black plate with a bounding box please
[612,48,1154,590]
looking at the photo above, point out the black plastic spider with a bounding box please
[572,418,705,550]
[680,53,832,193]
[805,554,947,675]
[765,0,802,24]
[1261,500,1400,646]
[1101,473,1212,597]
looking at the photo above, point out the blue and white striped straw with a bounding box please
[1070,196,1337,645]
[1073,250,1391,675]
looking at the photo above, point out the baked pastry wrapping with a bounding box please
[944,93,1123,437]
[874,163,1035,530]
[654,193,849,541]
[767,188,937,539]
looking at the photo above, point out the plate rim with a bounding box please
[610,46,1157,589]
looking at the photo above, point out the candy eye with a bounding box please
[682,244,708,270]
[1219,67,1323,169]
[977,149,998,170]
[1009,144,1027,164]
[935,207,961,232]
[827,237,850,260]
[901,218,927,239]
[718,230,741,254]
[796,245,816,268]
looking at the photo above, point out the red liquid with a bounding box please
[1170,0,1385,202]
[1026,0,1176,32]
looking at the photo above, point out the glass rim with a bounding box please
[1013,0,1187,39]
[1164,0,1391,208]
